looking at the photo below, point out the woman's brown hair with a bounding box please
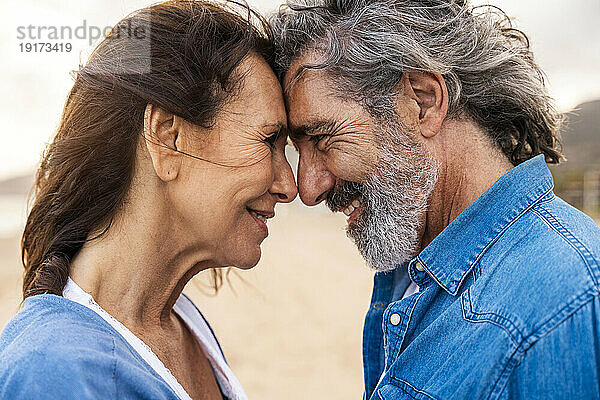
[21,0,274,300]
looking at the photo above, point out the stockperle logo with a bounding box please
[17,19,147,46]
[15,19,152,73]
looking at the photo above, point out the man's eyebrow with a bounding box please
[288,120,338,140]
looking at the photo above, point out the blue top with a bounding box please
[0,293,224,399]
[363,155,600,399]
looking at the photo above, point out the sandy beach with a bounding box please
[0,204,373,399]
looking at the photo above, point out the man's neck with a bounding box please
[420,123,514,251]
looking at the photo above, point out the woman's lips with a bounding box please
[247,208,272,236]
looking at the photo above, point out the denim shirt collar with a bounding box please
[409,154,554,296]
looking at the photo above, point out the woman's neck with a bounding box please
[69,205,215,333]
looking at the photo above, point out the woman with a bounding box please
[0,1,296,399]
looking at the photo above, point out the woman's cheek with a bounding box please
[231,160,273,201]
[231,142,272,167]
[260,156,275,189]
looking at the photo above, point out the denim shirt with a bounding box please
[363,155,600,400]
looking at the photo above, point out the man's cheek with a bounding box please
[328,151,377,183]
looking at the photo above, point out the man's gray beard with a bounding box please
[347,122,438,272]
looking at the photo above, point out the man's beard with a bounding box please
[326,119,438,272]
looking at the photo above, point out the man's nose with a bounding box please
[297,152,336,206]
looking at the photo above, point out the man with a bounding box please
[270,0,600,399]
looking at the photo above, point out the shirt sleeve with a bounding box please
[0,341,117,399]
[500,295,600,399]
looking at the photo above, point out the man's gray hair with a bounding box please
[270,0,564,165]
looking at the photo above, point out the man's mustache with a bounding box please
[326,180,365,212]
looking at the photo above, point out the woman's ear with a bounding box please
[143,103,181,181]
[397,71,449,138]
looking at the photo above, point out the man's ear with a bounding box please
[398,71,449,138]
[143,103,181,182]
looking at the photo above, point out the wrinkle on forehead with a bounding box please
[226,54,287,128]
[178,54,286,169]
[282,49,330,95]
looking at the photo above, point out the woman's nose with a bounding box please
[270,152,298,203]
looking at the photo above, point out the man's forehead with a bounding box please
[282,51,324,90]
[285,82,319,126]
[283,52,342,105]
[283,53,372,136]
[284,69,341,129]
[284,69,329,102]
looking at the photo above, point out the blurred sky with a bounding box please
[0,0,599,180]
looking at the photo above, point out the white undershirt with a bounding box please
[62,277,247,400]
[402,281,419,300]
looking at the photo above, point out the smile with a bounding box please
[248,209,268,222]
[341,198,363,224]
[342,198,362,216]
[246,207,275,235]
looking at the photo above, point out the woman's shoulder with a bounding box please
[0,294,183,399]
[0,294,120,397]
[1,294,115,352]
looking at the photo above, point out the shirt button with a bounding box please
[390,313,401,326]
[415,261,425,272]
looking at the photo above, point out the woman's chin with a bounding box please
[224,246,262,270]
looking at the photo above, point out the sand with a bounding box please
[0,205,374,399]
[0,236,23,325]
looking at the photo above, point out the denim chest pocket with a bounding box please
[376,380,438,400]
[461,286,527,348]
[372,288,521,400]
